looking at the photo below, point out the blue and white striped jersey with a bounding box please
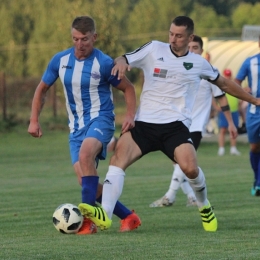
[236,53,260,114]
[42,47,120,133]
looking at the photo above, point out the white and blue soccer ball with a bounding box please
[52,203,83,234]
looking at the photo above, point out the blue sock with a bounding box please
[96,195,131,219]
[81,176,99,205]
[249,152,260,187]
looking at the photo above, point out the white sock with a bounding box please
[102,165,125,219]
[181,178,196,199]
[165,164,183,202]
[186,167,208,208]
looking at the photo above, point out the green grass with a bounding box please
[0,131,260,260]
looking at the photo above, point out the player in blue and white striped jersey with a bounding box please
[235,36,260,196]
[28,16,141,234]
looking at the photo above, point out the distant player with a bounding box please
[235,35,260,196]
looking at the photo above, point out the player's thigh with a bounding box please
[80,137,103,159]
[83,117,115,160]
[247,115,260,152]
[247,115,260,146]
[174,143,198,178]
[110,131,142,170]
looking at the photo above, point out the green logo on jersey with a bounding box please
[183,62,193,70]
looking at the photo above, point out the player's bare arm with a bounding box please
[215,76,260,106]
[116,75,136,134]
[112,56,131,80]
[235,78,251,94]
[28,81,50,138]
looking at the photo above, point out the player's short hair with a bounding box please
[192,35,203,49]
[71,16,96,34]
[172,16,194,35]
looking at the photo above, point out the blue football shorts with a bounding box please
[218,111,239,128]
[246,112,260,143]
[69,117,115,165]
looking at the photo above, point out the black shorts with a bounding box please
[129,121,194,161]
[190,131,202,150]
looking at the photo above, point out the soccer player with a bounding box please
[217,69,241,156]
[149,35,238,208]
[78,16,260,232]
[28,16,141,234]
[235,35,260,196]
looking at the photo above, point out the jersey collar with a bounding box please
[169,45,189,58]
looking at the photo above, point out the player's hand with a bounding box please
[28,121,43,138]
[112,60,131,80]
[255,98,260,106]
[243,86,251,94]
[121,115,135,134]
[228,123,238,139]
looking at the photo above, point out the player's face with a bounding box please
[188,42,203,55]
[71,28,97,60]
[169,23,193,56]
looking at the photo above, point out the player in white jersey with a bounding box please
[28,16,141,234]
[78,16,260,232]
[149,35,237,208]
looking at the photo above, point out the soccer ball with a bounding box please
[52,203,83,234]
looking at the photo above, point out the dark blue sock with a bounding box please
[249,152,260,187]
[81,176,99,205]
[257,158,260,187]
[96,195,131,219]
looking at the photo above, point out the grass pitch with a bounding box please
[0,130,260,260]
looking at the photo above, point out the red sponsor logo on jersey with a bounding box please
[153,68,167,78]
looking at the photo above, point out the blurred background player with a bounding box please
[217,69,241,156]
[235,36,260,196]
[149,35,237,208]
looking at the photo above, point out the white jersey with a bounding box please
[125,41,219,125]
[190,79,224,135]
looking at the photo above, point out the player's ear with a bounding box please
[93,33,98,42]
[189,34,194,42]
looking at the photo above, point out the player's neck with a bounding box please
[170,46,189,57]
[74,48,94,60]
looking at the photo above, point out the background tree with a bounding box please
[0,0,34,77]
[232,2,260,28]
[189,3,232,38]
[1,0,256,78]
[126,0,182,50]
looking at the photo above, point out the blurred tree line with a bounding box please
[0,0,259,130]
[0,0,260,78]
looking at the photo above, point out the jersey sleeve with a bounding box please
[42,54,60,86]
[236,59,249,81]
[211,82,225,98]
[200,60,220,82]
[124,41,153,68]
[101,55,121,87]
